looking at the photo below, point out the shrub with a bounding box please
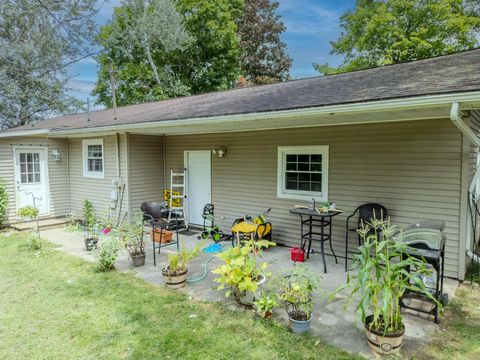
[94,236,121,272]
[0,180,8,227]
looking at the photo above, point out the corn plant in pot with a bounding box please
[119,220,146,267]
[278,264,319,333]
[331,218,440,355]
[162,242,204,288]
[212,238,275,306]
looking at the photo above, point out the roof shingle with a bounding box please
[8,48,480,133]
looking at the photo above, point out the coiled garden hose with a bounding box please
[186,243,231,283]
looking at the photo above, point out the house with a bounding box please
[1,49,480,280]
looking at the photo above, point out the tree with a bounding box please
[176,0,243,93]
[237,0,291,84]
[314,0,480,75]
[93,0,192,107]
[0,0,98,130]
[94,0,243,107]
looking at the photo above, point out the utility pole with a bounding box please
[108,57,118,120]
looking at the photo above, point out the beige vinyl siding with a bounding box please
[68,134,129,223]
[0,137,69,223]
[128,134,164,217]
[468,110,480,184]
[164,119,462,278]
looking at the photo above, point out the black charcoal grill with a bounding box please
[394,220,447,323]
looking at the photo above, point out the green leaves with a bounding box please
[212,237,275,298]
[314,0,480,74]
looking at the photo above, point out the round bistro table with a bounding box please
[289,208,340,273]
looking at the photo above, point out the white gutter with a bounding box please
[450,102,480,147]
[46,91,480,137]
[0,128,50,138]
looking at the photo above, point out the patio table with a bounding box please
[289,207,340,273]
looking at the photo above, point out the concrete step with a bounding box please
[11,217,69,231]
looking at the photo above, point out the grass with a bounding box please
[0,233,358,360]
[413,283,480,359]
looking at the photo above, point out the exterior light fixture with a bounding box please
[51,149,61,161]
[211,147,226,158]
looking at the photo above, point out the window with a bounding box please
[277,146,329,201]
[83,139,104,178]
[19,152,41,184]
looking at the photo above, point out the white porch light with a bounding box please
[51,149,61,161]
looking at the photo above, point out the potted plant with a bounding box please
[17,205,39,221]
[120,221,146,267]
[212,238,275,305]
[82,200,98,251]
[162,242,203,288]
[278,265,319,333]
[254,292,278,318]
[331,218,440,355]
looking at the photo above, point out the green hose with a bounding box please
[186,255,217,283]
[186,243,231,283]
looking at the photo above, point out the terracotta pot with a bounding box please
[151,229,173,244]
[162,266,187,289]
[364,315,405,355]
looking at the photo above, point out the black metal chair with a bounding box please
[140,201,179,266]
[345,203,387,270]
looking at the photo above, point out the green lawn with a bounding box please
[2,233,479,360]
[0,233,358,360]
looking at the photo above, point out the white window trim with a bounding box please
[83,139,105,179]
[277,145,329,202]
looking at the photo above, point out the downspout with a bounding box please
[450,102,480,264]
[162,134,167,192]
[116,133,121,178]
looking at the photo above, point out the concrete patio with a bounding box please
[41,227,458,359]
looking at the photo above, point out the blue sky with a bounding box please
[67,0,355,108]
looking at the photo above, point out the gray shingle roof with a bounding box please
[8,48,480,133]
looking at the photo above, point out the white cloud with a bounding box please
[68,78,96,93]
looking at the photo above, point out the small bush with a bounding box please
[0,180,8,227]
[94,236,121,272]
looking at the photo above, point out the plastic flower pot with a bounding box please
[85,237,98,251]
[288,313,312,334]
[364,315,405,355]
[236,275,267,306]
[131,253,146,267]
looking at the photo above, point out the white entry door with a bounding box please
[185,150,211,225]
[14,148,49,215]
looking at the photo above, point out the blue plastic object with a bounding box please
[203,243,222,254]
